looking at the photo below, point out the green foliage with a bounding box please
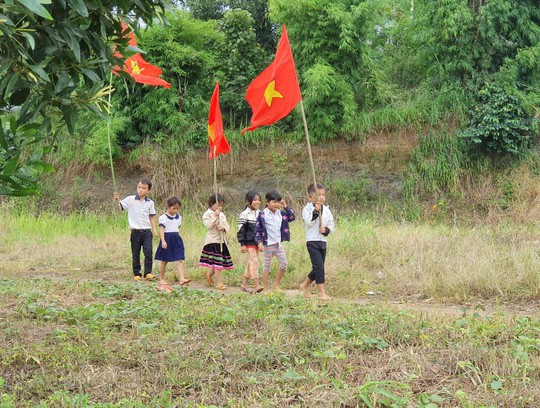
[82,116,129,166]
[325,174,371,206]
[217,8,265,128]
[0,0,169,195]
[0,116,54,196]
[459,84,533,155]
[270,0,368,139]
[404,131,467,200]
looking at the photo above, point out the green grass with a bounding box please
[1,278,540,407]
[2,209,540,301]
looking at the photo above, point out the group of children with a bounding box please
[113,178,335,300]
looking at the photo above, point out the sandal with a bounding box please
[180,279,192,286]
[157,283,173,293]
[240,286,252,293]
[254,287,264,293]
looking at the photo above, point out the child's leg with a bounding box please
[262,245,276,289]
[159,261,168,284]
[177,261,190,284]
[309,242,330,300]
[300,278,313,298]
[142,230,153,277]
[130,231,142,277]
[214,268,226,289]
[245,247,259,289]
[274,245,288,289]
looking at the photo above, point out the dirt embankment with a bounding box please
[48,131,418,213]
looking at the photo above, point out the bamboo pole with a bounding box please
[299,99,322,226]
[107,71,117,193]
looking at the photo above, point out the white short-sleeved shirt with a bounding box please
[302,202,335,242]
[158,213,182,233]
[264,207,282,246]
[119,194,156,230]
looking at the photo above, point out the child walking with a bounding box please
[154,197,191,292]
[198,193,234,290]
[113,178,157,281]
[299,183,335,300]
[255,190,295,291]
[237,191,263,293]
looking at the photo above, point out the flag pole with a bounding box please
[213,146,223,251]
[299,99,322,227]
[107,72,117,193]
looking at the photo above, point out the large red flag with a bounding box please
[113,23,171,89]
[241,25,301,134]
[208,82,231,159]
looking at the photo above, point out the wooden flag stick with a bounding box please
[213,146,223,251]
[107,71,117,194]
[299,99,322,226]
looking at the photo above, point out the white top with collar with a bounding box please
[264,207,282,246]
[119,194,156,230]
[158,213,182,233]
[302,202,335,242]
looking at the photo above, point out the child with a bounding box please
[113,178,158,281]
[198,193,234,290]
[299,183,335,300]
[154,196,191,292]
[237,191,263,293]
[255,190,295,291]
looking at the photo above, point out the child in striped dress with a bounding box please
[155,197,191,292]
[198,193,234,290]
[237,191,263,293]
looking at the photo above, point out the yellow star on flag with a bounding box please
[264,80,283,107]
[130,60,141,75]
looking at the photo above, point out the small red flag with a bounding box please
[241,25,302,134]
[113,23,171,89]
[208,82,230,159]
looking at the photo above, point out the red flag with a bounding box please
[241,25,301,134]
[113,23,171,89]
[208,82,230,159]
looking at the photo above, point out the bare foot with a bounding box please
[180,279,192,286]
[299,283,311,299]
[317,294,331,301]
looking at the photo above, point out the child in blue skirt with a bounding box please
[155,197,191,292]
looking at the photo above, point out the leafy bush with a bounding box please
[459,84,533,155]
[82,116,128,166]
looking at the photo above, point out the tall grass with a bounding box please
[2,207,540,302]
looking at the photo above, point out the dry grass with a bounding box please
[2,210,540,303]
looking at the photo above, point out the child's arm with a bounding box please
[160,225,167,249]
[320,207,335,236]
[237,215,247,247]
[283,206,296,222]
[150,215,157,237]
[203,210,218,230]
[302,204,319,226]
[113,192,124,211]
[255,213,264,251]
[219,214,230,234]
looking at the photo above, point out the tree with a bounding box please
[270,0,369,139]
[0,0,169,196]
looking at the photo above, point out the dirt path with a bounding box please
[17,270,540,319]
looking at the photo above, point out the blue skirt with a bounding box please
[155,232,185,262]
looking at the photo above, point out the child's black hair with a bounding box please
[265,189,282,202]
[245,190,261,209]
[208,193,225,208]
[307,183,325,195]
[139,178,152,190]
[167,196,181,208]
